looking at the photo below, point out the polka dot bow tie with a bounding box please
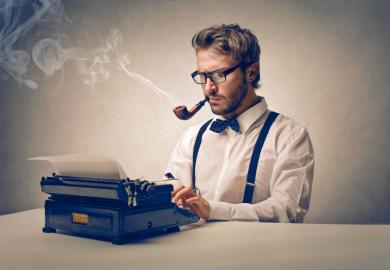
[209,118,240,133]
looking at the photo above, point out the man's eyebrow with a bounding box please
[199,67,229,73]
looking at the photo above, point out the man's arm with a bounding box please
[165,126,197,189]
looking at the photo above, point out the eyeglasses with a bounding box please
[191,62,244,84]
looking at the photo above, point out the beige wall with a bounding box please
[1,0,389,223]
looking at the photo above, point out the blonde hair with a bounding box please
[192,24,261,88]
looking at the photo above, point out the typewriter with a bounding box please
[41,174,199,244]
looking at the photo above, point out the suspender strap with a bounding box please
[192,111,279,203]
[192,119,213,190]
[242,111,279,203]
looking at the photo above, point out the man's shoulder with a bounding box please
[271,112,311,149]
[274,112,307,131]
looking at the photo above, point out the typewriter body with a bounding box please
[41,174,199,244]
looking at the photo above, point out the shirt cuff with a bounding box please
[208,201,232,220]
[208,201,260,221]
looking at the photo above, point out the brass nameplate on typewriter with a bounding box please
[72,213,89,225]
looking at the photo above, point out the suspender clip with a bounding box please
[246,182,255,187]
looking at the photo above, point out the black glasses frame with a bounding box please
[191,62,246,84]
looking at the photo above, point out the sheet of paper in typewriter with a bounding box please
[28,153,128,180]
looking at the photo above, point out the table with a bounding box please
[1,209,389,270]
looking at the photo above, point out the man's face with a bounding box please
[196,48,249,117]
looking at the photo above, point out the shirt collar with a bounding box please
[237,96,268,134]
[213,96,268,134]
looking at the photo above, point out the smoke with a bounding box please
[32,38,72,76]
[0,0,65,89]
[0,0,180,106]
[101,28,180,105]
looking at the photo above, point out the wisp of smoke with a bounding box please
[0,0,180,106]
[87,28,180,105]
[0,0,63,89]
[32,38,72,76]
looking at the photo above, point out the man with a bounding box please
[166,24,314,223]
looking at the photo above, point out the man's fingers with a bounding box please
[179,197,191,208]
[171,185,185,197]
[186,197,201,216]
[186,197,201,205]
[176,198,187,208]
[172,188,210,220]
[188,205,198,214]
[173,186,195,203]
[176,198,182,206]
[172,186,189,201]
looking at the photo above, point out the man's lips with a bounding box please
[208,96,223,103]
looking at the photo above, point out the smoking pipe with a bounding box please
[173,97,208,120]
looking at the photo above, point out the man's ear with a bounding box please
[246,62,259,82]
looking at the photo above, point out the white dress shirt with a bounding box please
[165,97,315,222]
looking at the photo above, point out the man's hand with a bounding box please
[172,185,210,220]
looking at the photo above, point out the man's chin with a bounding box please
[210,102,241,117]
[210,105,225,115]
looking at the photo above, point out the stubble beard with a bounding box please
[209,77,249,116]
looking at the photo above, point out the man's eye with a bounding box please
[211,72,225,79]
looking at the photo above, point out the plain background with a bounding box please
[0,0,389,224]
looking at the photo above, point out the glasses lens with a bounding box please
[210,72,226,83]
[192,73,206,84]
[192,71,227,84]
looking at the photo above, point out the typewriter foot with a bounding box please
[112,238,125,245]
[166,226,180,233]
[42,226,56,233]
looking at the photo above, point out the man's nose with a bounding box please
[204,77,217,95]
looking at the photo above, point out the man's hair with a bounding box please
[191,23,261,88]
